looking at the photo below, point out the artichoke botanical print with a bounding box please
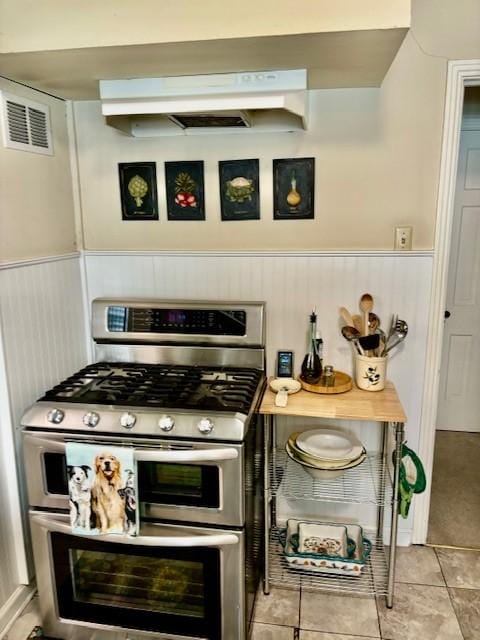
[225,176,254,203]
[118,162,158,220]
[174,172,197,208]
[128,175,149,207]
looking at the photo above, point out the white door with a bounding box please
[437,129,480,431]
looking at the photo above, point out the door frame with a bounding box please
[413,60,480,544]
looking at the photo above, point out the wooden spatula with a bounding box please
[339,307,355,327]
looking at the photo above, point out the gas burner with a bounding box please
[42,362,262,415]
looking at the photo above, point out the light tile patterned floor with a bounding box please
[5,547,480,640]
[253,546,480,640]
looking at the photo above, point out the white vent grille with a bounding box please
[0,91,53,155]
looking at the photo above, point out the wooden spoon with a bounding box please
[359,293,374,336]
[339,306,355,327]
[352,314,363,334]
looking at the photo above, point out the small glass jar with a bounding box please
[321,365,335,387]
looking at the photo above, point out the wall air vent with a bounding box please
[0,91,53,155]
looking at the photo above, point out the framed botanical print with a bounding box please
[118,162,159,220]
[273,157,315,220]
[219,159,260,220]
[165,161,205,221]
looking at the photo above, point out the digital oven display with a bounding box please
[107,306,247,336]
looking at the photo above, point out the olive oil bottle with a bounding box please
[300,310,322,384]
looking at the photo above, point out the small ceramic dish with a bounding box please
[295,428,363,461]
[280,519,371,577]
[297,522,347,556]
[269,378,301,407]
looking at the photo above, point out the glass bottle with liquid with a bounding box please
[300,311,323,384]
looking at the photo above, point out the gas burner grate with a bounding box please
[41,362,262,414]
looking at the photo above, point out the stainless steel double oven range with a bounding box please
[22,299,266,640]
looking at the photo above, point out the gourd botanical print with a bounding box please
[273,158,314,220]
[219,159,260,220]
[165,161,205,220]
[286,172,301,208]
[118,162,158,221]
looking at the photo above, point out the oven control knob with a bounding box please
[197,418,214,435]
[47,408,65,424]
[159,415,175,432]
[120,412,136,429]
[83,412,100,428]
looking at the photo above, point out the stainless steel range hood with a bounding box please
[99,69,308,136]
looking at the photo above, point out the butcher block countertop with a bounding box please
[259,380,407,423]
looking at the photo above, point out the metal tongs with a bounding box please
[381,315,408,356]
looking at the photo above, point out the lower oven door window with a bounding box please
[51,532,221,639]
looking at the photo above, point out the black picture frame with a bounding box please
[165,161,205,221]
[273,157,315,220]
[118,162,158,220]
[219,159,260,221]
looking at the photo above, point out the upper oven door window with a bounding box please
[40,455,222,509]
[51,531,222,639]
[138,461,219,508]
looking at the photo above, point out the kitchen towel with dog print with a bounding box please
[66,442,138,536]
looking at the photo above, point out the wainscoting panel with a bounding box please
[1,256,88,434]
[0,254,88,587]
[85,251,433,443]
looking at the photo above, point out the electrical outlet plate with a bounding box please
[394,226,413,250]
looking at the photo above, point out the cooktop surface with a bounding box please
[41,362,263,414]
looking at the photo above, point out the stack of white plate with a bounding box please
[286,428,366,479]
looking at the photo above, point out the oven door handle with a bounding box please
[134,448,238,463]
[23,435,238,462]
[24,434,66,453]
[30,513,240,548]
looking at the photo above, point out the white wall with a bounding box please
[73,68,441,252]
[0,73,83,614]
[0,77,77,263]
[0,255,88,611]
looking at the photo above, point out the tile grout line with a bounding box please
[297,584,302,637]
[373,588,383,639]
[433,548,466,640]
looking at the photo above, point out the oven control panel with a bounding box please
[107,306,247,336]
[91,299,265,347]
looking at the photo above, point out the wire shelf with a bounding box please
[268,527,389,597]
[270,449,391,506]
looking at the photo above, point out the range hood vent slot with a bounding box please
[100,70,308,137]
[169,112,250,128]
[0,91,53,155]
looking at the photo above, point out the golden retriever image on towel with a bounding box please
[90,452,126,533]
